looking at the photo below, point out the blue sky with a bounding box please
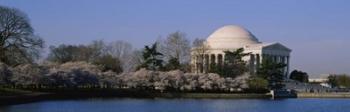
[1,0,349,76]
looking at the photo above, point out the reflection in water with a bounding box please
[1,98,350,112]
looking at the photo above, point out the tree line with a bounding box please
[0,5,294,93]
[327,74,350,89]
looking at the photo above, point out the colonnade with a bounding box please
[192,53,290,78]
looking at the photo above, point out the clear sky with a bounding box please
[1,0,349,77]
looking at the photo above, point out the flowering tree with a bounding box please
[11,64,47,88]
[0,62,12,85]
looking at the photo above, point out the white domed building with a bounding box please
[191,25,291,78]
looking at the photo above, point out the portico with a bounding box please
[191,25,291,78]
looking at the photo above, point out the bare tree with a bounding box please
[192,38,210,55]
[0,6,44,65]
[47,44,92,63]
[106,40,132,59]
[127,50,143,72]
[88,40,107,61]
[159,31,191,64]
[105,40,133,71]
[191,38,211,73]
[47,40,107,63]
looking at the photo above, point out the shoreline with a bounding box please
[0,90,271,106]
[154,93,271,99]
[3,90,350,106]
[297,92,350,98]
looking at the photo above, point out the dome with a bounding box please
[207,25,260,49]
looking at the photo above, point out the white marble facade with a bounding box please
[191,25,291,78]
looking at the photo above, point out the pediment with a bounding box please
[262,43,291,52]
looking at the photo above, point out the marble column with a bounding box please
[208,54,211,67]
[274,55,278,63]
[256,54,260,74]
[286,56,290,78]
[197,55,201,73]
[202,55,205,73]
[215,54,219,64]
[196,55,201,73]
[192,55,197,73]
[249,54,255,75]
[211,54,216,65]
[222,54,225,65]
[200,55,204,73]
[208,54,211,72]
[284,56,288,76]
[218,54,223,67]
[205,54,209,73]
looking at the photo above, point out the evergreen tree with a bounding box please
[138,43,164,71]
[164,57,181,71]
[289,70,309,83]
[209,48,249,78]
[257,59,286,90]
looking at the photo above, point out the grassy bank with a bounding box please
[0,88,51,105]
[156,93,271,99]
[0,88,35,96]
[297,92,350,98]
[0,88,271,106]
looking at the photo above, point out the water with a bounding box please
[1,98,350,112]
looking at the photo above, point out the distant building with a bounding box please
[309,78,328,83]
[285,75,332,93]
[191,25,291,77]
[309,76,330,88]
[285,79,332,93]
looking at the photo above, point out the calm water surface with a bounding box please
[1,98,350,112]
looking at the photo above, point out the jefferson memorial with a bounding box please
[191,25,291,78]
